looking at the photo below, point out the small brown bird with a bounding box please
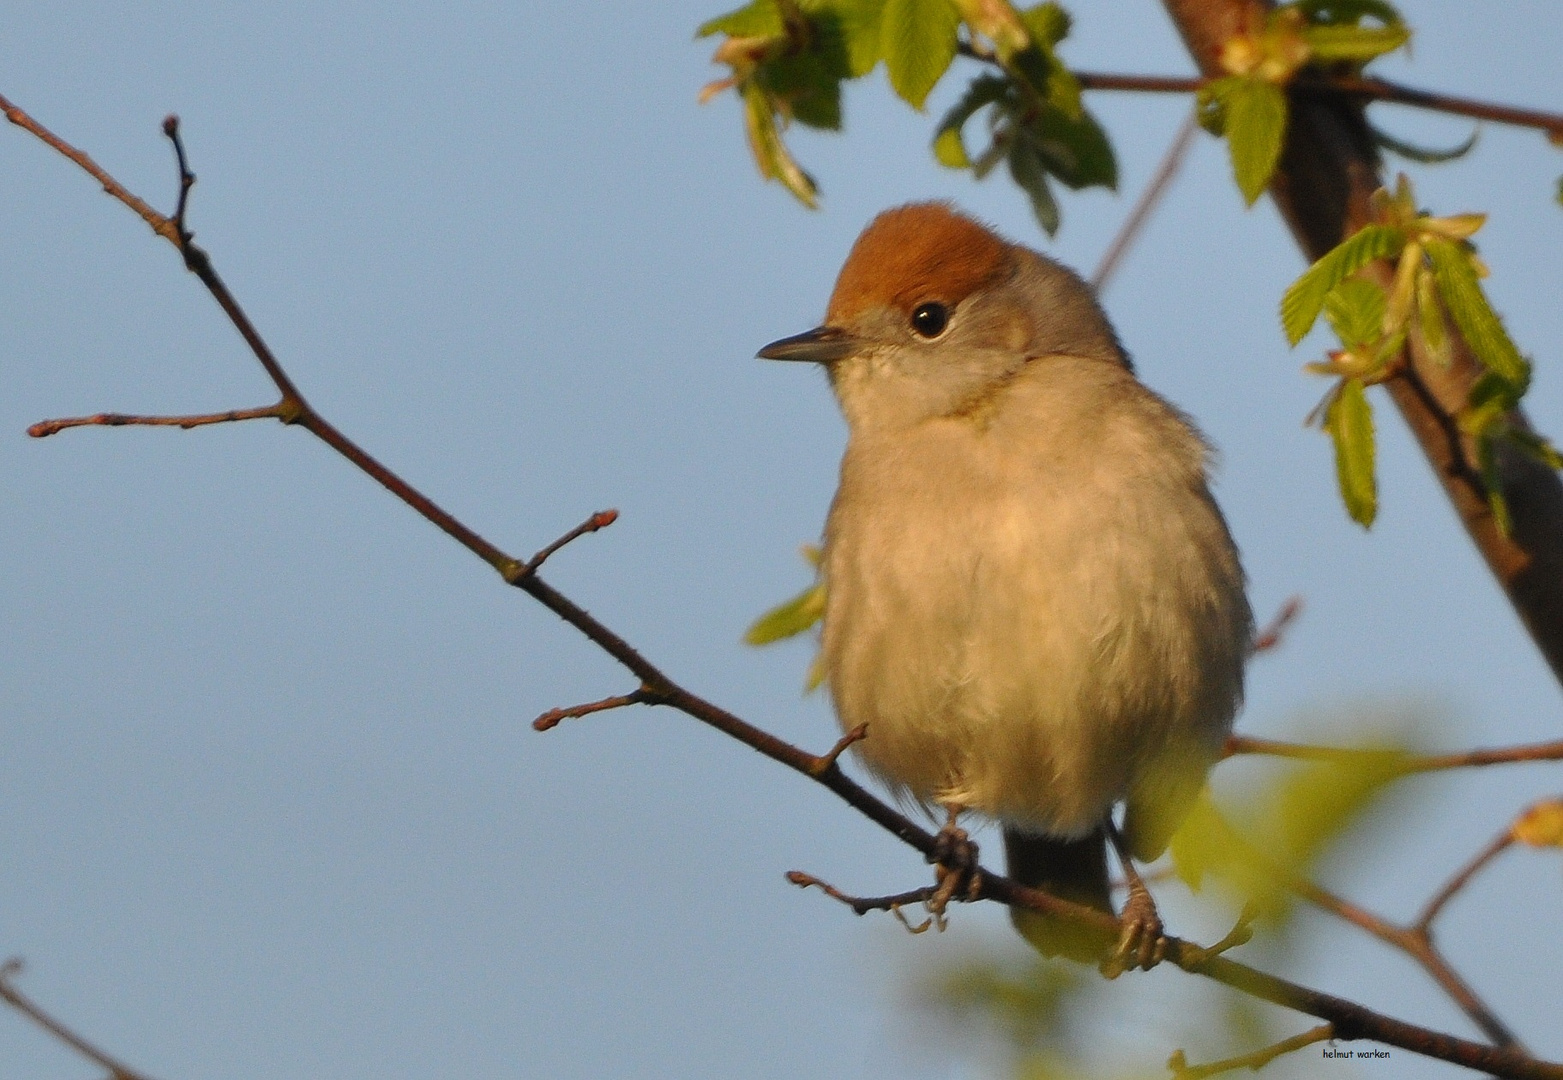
[759,203,1251,970]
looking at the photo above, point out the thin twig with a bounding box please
[1169,1024,1334,1080]
[10,95,1563,1080]
[517,509,619,577]
[1250,596,1303,655]
[1223,733,1563,773]
[808,723,867,777]
[28,404,285,438]
[1091,112,1198,292]
[1415,830,1516,934]
[533,688,657,732]
[786,871,938,917]
[0,959,156,1080]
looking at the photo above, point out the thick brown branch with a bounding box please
[0,959,156,1080]
[1162,0,1563,692]
[10,92,1563,1080]
[28,404,284,438]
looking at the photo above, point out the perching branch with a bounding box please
[1224,733,1563,773]
[0,959,156,1080]
[7,95,1563,1080]
[1168,1023,1334,1080]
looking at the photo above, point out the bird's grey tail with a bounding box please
[1003,826,1112,963]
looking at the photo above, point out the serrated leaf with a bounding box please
[1424,237,1528,384]
[699,0,783,38]
[1475,433,1512,536]
[1281,224,1404,344]
[758,42,846,129]
[742,82,819,206]
[1323,277,1386,347]
[1301,23,1409,62]
[1326,378,1377,527]
[1019,1,1070,48]
[1372,123,1478,164]
[821,0,888,76]
[744,582,827,645]
[1007,135,1059,235]
[881,0,959,108]
[1222,77,1287,206]
[932,74,1010,169]
[1513,801,1563,848]
[1413,266,1450,366]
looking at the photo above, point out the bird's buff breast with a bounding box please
[819,418,1242,838]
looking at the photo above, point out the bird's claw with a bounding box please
[926,809,981,928]
[1099,883,1166,978]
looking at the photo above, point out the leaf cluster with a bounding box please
[1281,175,1557,529]
[698,0,1115,231]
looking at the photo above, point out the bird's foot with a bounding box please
[1099,880,1166,977]
[926,806,982,929]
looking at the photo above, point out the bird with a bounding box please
[757,202,1251,972]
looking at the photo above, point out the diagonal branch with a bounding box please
[0,959,157,1080]
[7,93,1563,1080]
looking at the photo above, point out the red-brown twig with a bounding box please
[808,723,868,777]
[786,871,938,920]
[518,509,619,577]
[9,96,1563,1080]
[1251,596,1304,655]
[1415,830,1516,934]
[533,688,659,732]
[1169,1024,1334,1080]
[0,959,156,1080]
[1071,71,1563,140]
[1091,113,1199,292]
[28,405,285,438]
[1224,733,1563,774]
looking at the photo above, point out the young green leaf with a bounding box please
[742,82,819,206]
[1323,277,1387,348]
[881,0,959,109]
[1423,237,1529,384]
[1019,0,1070,48]
[1412,267,1450,366]
[744,582,827,645]
[1027,104,1117,190]
[1475,434,1513,537]
[1301,23,1409,62]
[1222,77,1288,205]
[822,0,889,76]
[1007,134,1060,235]
[699,0,784,38]
[932,74,1011,169]
[1280,224,1404,344]
[1326,378,1377,527]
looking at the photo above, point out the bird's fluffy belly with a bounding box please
[821,442,1236,839]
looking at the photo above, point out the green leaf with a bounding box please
[699,0,783,38]
[744,582,827,645]
[1506,428,1563,471]
[742,82,819,206]
[1325,378,1377,527]
[1423,237,1528,384]
[1301,23,1409,62]
[1019,1,1070,48]
[1007,134,1060,235]
[1195,76,1236,137]
[1323,277,1386,347]
[1475,434,1512,536]
[1413,267,1450,366]
[1026,104,1117,190]
[1222,77,1288,206]
[1372,123,1478,164]
[932,74,1011,169]
[758,44,846,129]
[819,0,888,77]
[1293,0,1403,26]
[880,0,959,109]
[1281,224,1404,344]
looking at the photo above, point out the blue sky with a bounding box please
[3,3,1561,1077]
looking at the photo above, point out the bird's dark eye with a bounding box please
[910,301,949,339]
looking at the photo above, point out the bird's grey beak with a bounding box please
[757,325,859,364]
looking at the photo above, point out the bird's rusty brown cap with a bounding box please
[824,202,1016,326]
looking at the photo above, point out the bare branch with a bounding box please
[28,404,284,438]
[1415,830,1516,934]
[1169,1024,1334,1080]
[1091,113,1199,292]
[532,688,659,732]
[1250,596,1303,655]
[0,959,157,1080]
[516,509,620,578]
[1223,733,1563,773]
